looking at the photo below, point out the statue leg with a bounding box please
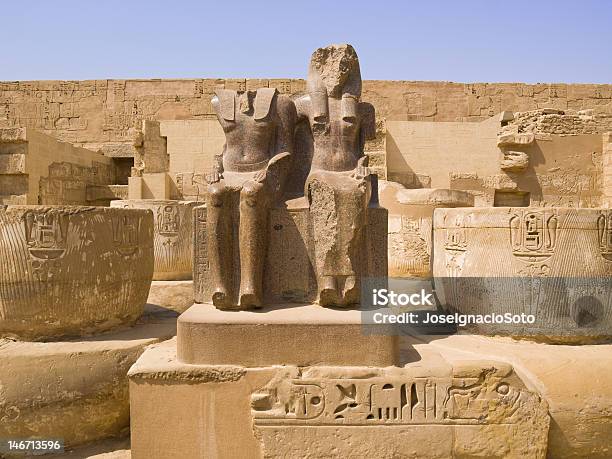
[238,180,268,309]
[206,181,233,308]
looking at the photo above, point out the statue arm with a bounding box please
[262,95,297,188]
[209,95,224,183]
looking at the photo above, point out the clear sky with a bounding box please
[1,0,611,83]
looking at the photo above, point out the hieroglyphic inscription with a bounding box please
[252,367,535,427]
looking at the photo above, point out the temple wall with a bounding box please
[2,79,612,158]
[0,128,113,205]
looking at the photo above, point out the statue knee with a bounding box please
[207,183,228,207]
[240,181,265,207]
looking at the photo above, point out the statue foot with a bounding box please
[212,289,230,308]
[342,275,360,306]
[319,276,341,307]
[239,291,262,309]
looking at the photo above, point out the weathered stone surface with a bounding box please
[177,303,399,367]
[380,181,473,277]
[433,207,612,342]
[2,79,612,160]
[146,279,194,313]
[111,199,196,280]
[129,339,549,459]
[497,131,536,147]
[0,205,154,339]
[501,150,530,172]
[427,334,612,459]
[0,305,176,449]
[0,128,114,206]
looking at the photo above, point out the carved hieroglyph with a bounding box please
[251,363,549,458]
[111,200,196,280]
[433,207,612,342]
[0,205,154,339]
[295,44,382,307]
[380,183,474,278]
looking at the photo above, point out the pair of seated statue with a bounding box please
[203,44,381,310]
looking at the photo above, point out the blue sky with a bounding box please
[1,0,611,83]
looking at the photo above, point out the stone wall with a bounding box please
[2,79,612,158]
[0,128,114,205]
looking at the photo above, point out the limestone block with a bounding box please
[432,207,612,342]
[0,306,177,449]
[146,279,194,313]
[500,150,530,172]
[129,339,549,459]
[0,205,154,340]
[111,200,197,280]
[176,303,399,367]
[193,198,386,305]
[380,182,473,278]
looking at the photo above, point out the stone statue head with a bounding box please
[307,44,362,99]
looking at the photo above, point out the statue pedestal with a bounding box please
[177,303,399,367]
[129,335,551,459]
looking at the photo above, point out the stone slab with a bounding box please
[147,280,194,313]
[129,339,549,459]
[177,303,400,367]
[424,334,612,459]
[0,305,177,450]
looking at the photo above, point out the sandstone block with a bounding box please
[111,200,197,280]
[380,182,473,278]
[146,279,194,313]
[500,150,530,172]
[177,303,399,367]
[433,207,612,342]
[0,205,154,339]
[0,306,176,448]
[129,339,549,459]
[497,132,535,147]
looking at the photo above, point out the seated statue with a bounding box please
[295,44,377,307]
[206,88,296,309]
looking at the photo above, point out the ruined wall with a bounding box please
[1,79,612,158]
[386,110,611,207]
[0,128,114,205]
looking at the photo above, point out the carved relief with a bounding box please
[158,203,180,237]
[444,215,468,277]
[112,214,141,257]
[24,211,69,260]
[597,210,612,261]
[510,211,558,262]
[111,200,196,280]
[252,365,539,427]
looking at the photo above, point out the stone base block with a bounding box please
[129,339,549,459]
[0,306,177,449]
[177,303,399,367]
[147,280,194,313]
[426,334,612,458]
